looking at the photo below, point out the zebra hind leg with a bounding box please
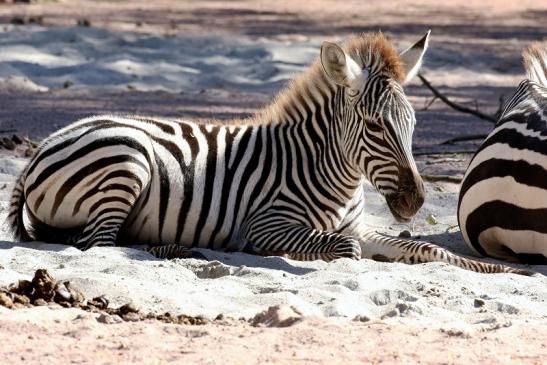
[72,171,151,251]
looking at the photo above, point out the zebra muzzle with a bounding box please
[385,169,425,222]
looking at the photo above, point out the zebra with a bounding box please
[458,43,547,265]
[7,31,532,275]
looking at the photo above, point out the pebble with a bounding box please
[122,312,141,322]
[398,230,411,238]
[0,292,14,309]
[97,314,116,324]
[33,298,48,306]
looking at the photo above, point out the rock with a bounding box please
[122,312,141,322]
[425,214,438,225]
[12,293,30,305]
[54,282,72,302]
[353,315,370,322]
[398,230,412,238]
[88,296,109,309]
[118,302,139,315]
[11,134,23,144]
[32,269,56,301]
[195,261,232,279]
[0,292,14,309]
[474,298,486,307]
[33,298,48,306]
[65,282,85,303]
[251,305,303,328]
[1,138,16,150]
[97,314,116,324]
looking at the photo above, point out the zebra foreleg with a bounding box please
[245,222,362,261]
[355,230,535,275]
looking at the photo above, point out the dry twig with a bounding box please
[421,174,463,183]
[440,134,488,145]
[417,73,497,124]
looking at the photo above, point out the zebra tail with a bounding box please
[7,165,32,242]
[361,231,536,276]
[523,42,547,88]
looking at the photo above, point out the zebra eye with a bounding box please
[365,119,383,133]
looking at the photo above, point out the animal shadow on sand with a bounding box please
[419,231,547,276]
[0,241,317,276]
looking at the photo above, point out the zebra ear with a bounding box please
[320,41,363,88]
[400,30,431,84]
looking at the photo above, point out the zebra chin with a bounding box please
[385,191,425,223]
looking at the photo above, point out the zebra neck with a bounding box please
[257,73,363,200]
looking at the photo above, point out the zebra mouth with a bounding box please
[385,193,422,223]
[386,201,412,223]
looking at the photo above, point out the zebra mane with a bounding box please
[523,42,547,88]
[254,32,405,126]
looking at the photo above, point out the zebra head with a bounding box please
[320,32,430,222]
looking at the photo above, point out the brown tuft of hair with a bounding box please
[522,42,547,87]
[343,32,406,83]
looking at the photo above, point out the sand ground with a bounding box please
[0,1,546,364]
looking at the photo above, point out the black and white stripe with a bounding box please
[458,43,547,264]
[7,32,532,275]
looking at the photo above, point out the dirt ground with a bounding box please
[1,307,546,365]
[0,0,546,364]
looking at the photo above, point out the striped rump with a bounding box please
[458,43,547,264]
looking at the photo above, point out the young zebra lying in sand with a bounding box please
[8,31,533,275]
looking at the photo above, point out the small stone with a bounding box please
[77,19,91,27]
[11,134,23,144]
[89,296,109,309]
[118,302,139,315]
[12,293,30,305]
[353,315,370,322]
[398,230,411,238]
[54,282,72,303]
[251,305,303,328]
[474,298,486,308]
[1,138,16,150]
[122,312,141,322]
[381,309,400,319]
[215,313,225,321]
[32,269,57,301]
[97,314,115,324]
[10,17,25,25]
[33,298,48,306]
[0,292,14,309]
[425,214,438,225]
[65,282,85,303]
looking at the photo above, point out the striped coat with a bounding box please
[458,43,547,264]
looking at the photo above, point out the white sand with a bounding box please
[0,25,523,98]
[0,24,545,338]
